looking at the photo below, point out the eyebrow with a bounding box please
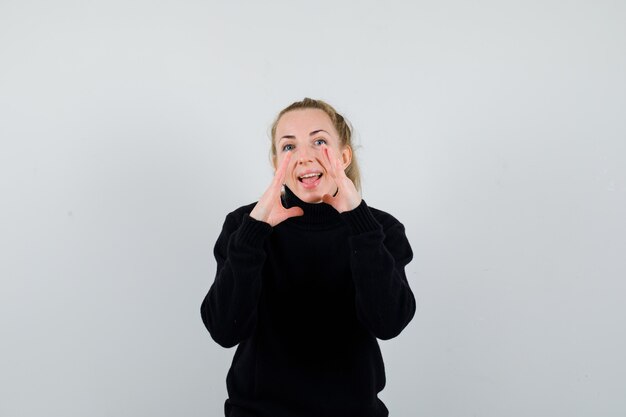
[279,130,330,141]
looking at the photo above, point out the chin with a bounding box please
[292,189,323,203]
[300,194,324,204]
[288,183,326,204]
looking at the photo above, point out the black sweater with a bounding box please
[201,187,416,417]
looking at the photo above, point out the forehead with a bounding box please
[275,109,336,137]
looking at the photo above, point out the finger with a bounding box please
[284,206,304,219]
[327,146,347,179]
[321,193,334,206]
[322,146,338,179]
[334,154,345,178]
[273,151,293,187]
[326,146,349,180]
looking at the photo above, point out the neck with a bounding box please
[281,185,342,229]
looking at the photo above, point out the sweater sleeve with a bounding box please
[341,201,416,340]
[200,209,273,348]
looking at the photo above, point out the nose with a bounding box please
[295,147,314,164]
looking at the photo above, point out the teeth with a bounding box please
[299,173,321,179]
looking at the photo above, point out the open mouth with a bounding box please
[298,172,323,186]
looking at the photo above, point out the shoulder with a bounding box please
[366,203,406,232]
[219,201,258,230]
[365,203,413,260]
[227,201,257,219]
[215,201,273,249]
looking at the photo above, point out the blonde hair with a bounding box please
[269,98,361,191]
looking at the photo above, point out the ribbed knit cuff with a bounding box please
[237,214,273,247]
[341,200,381,235]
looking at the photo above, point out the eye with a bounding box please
[282,144,295,152]
[314,138,327,146]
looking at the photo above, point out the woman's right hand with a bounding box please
[249,151,304,227]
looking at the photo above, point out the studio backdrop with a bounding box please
[1,1,625,416]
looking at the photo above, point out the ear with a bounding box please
[340,146,352,170]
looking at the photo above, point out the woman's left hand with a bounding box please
[321,145,362,213]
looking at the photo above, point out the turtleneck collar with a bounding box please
[281,185,342,229]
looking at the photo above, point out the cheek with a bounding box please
[319,145,341,164]
[274,152,286,166]
[312,147,329,161]
[275,155,295,178]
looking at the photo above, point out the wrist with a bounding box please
[249,204,268,223]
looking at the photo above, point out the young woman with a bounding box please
[201,98,416,417]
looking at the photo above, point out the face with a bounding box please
[274,109,352,204]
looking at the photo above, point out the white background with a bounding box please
[1,0,625,416]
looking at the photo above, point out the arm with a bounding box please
[200,210,272,348]
[201,152,303,348]
[319,145,415,340]
[342,202,416,340]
